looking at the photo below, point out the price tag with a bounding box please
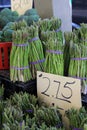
[11,0,33,15]
[37,71,82,128]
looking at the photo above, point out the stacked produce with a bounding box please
[44,35,64,75]
[0,8,19,29]
[63,32,72,76]
[64,25,87,93]
[38,17,62,42]
[28,25,45,79]
[65,107,87,130]
[84,124,87,130]
[38,18,52,36]
[0,88,64,130]
[10,21,32,82]
[38,17,64,75]
[13,19,28,30]
[17,8,40,26]
[79,23,87,46]
[0,22,14,42]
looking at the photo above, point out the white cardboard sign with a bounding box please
[11,0,33,15]
[37,71,82,127]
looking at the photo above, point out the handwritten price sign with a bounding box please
[11,0,33,15]
[37,71,82,129]
[37,71,82,112]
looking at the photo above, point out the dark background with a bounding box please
[72,0,87,24]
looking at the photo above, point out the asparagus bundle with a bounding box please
[79,23,87,46]
[63,32,73,76]
[40,31,63,58]
[69,44,82,77]
[41,30,63,45]
[84,124,87,130]
[37,17,62,42]
[27,25,45,79]
[39,17,62,40]
[39,17,63,57]
[38,18,51,33]
[35,106,63,128]
[65,30,87,93]
[10,28,32,82]
[38,17,61,32]
[13,20,28,30]
[65,107,87,129]
[44,36,64,75]
[50,17,61,31]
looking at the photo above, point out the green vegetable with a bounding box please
[16,15,29,24]
[2,22,14,31]
[0,31,2,42]
[10,24,32,82]
[13,20,28,30]
[44,31,64,75]
[63,32,72,76]
[65,28,87,93]
[27,15,40,26]
[0,15,9,29]
[28,25,45,79]
[0,22,14,42]
[0,8,19,29]
[65,107,87,129]
[17,8,40,26]
[50,17,61,31]
[2,29,13,42]
[84,124,87,130]
[24,8,38,16]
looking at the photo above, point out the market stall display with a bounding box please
[1,4,87,130]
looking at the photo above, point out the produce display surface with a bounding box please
[0,70,37,98]
[0,70,87,106]
[82,93,87,106]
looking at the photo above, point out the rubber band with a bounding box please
[46,50,63,54]
[70,126,83,130]
[81,39,87,42]
[26,109,33,113]
[28,37,39,43]
[70,76,87,80]
[11,66,29,70]
[73,128,83,130]
[19,122,23,127]
[71,57,87,61]
[13,43,28,47]
[55,27,61,32]
[30,59,45,65]
[56,123,63,128]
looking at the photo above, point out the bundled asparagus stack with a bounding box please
[39,17,62,42]
[65,107,87,129]
[28,25,45,79]
[38,18,51,33]
[39,17,63,57]
[65,29,87,93]
[10,27,32,82]
[44,35,64,75]
[38,17,61,32]
[69,43,81,77]
[63,32,73,76]
[13,19,28,30]
[79,23,87,46]
[38,18,64,75]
